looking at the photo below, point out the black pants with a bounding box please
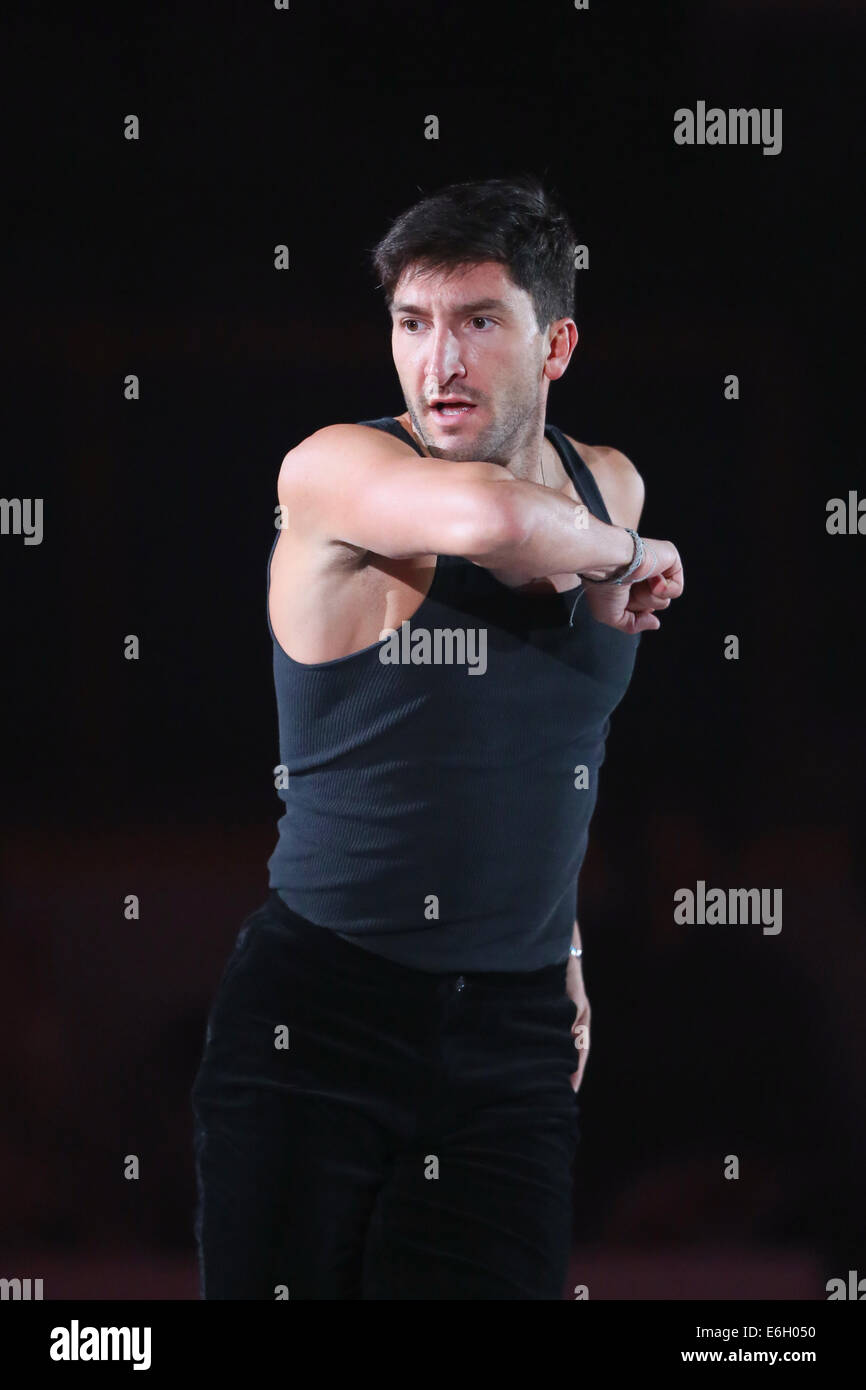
[191,891,581,1300]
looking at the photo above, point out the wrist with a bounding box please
[580,527,641,584]
[629,543,659,584]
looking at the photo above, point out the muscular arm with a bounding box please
[279,425,652,583]
[468,470,648,583]
[482,444,648,586]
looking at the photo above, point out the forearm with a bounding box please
[468,479,647,583]
[571,916,582,952]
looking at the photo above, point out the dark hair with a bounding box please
[368,174,577,333]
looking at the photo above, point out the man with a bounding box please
[191,175,683,1300]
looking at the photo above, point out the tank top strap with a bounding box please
[356,416,426,457]
[545,423,612,525]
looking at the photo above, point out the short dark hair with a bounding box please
[368,174,577,334]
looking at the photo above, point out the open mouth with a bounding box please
[431,401,476,417]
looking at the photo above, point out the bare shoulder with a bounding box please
[275,421,415,551]
[563,435,645,530]
[278,421,410,490]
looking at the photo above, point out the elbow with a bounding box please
[456,479,528,562]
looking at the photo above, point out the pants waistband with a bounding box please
[265,890,568,995]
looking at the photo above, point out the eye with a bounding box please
[398,317,496,333]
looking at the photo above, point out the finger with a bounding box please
[628,591,670,613]
[630,578,671,605]
[632,612,661,632]
[656,566,684,598]
[613,608,660,634]
[645,579,673,605]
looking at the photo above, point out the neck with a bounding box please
[507,432,561,489]
[396,412,561,489]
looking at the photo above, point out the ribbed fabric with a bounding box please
[265,416,641,972]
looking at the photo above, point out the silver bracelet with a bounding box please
[582,528,644,586]
[569,945,583,959]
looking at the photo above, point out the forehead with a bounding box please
[391,260,527,314]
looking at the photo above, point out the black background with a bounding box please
[1,0,863,1298]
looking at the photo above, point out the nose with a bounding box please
[424,327,464,389]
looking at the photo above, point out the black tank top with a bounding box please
[266,416,641,972]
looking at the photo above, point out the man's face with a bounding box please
[390,260,561,463]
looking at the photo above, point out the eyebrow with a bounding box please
[390,298,512,317]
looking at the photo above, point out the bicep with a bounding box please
[278,423,518,561]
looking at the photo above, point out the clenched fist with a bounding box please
[581,538,684,635]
